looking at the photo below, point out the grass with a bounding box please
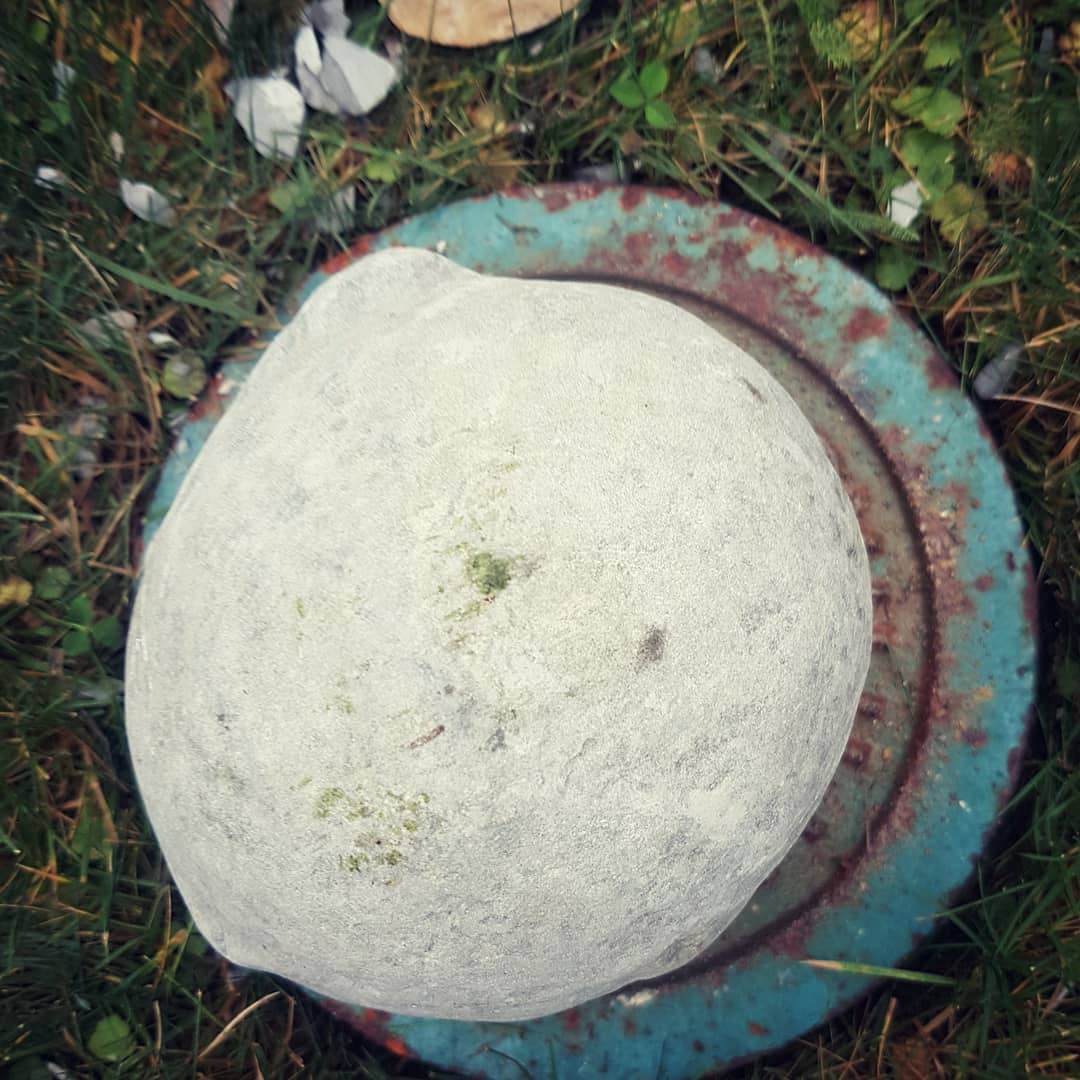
[1,0,1077,1076]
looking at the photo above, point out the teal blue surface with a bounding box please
[144,186,1035,1079]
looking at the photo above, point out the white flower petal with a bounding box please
[305,0,350,38]
[294,25,342,114]
[888,179,923,229]
[318,38,398,118]
[204,0,236,44]
[35,165,70,190]
[225,77,306,160]
[148,330,182,350]
[53,61,75,97]
[120,179,178,226]
[692,46,721,83]
[973,343,1024,399]
[79,310,138,346]
[295,24,323,75]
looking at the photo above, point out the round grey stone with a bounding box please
[125,248,871,1022]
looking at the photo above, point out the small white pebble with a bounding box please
[973,343,1024,399]
[618,988,658,1007]
[35,165,69,191]
[434,239,447,255]
[888,179,923,228]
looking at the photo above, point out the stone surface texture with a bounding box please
[126,249,872,1021]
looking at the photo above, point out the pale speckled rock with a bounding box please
[125,248,871,1022]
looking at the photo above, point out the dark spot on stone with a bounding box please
[635,626,667,670]
[738,376,766,403]
[692,1040,705,1053]
[962,728,988,749]
[623,1017,637,1036]
[485,727,507,752]
[216,713,231,731]
[443,684,455,695]
[974,573,994,592]
[1005,551,1017,572]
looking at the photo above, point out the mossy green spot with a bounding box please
[314,787,345,818]
[467,551,512,595]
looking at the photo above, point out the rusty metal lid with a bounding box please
[145,184,1036,1078]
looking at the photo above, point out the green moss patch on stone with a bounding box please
[321,787,437,878]
[467,550,513,594]
[313,786,346,818]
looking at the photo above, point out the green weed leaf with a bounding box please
[88,1015,134,1062]
[162,352,208,400]
[610,74,646,108]
[901,129,955,198]
[67,594,92,627]
[90,616,122,649]
[923,19,962,70]
[63,628,92,657]
[894,86,965,135]
[638,61,669,99]
[928,183,988,244]
[901,127,950,167]
[874,248,919,290]
[71,800,106,862]
[644,100,676,129]
[36,565,71,601]
[365,158,401,184]
[268,181,309,214]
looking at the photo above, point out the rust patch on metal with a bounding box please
[1022,574,1038,629]
[961,727,988,749]
[924,349,958,390]
[623,232,652,264]
[323,234,375,274]
[619,186,647,211]
[538,187,574,212]
[974,574,994,592]
[321,1001,414,1059]
[841,737,872,770]
[186,371,227,423]
[856,693,886,721]
[748,1022,770,1037]
[661,251,692,278]
[841,307,890,343]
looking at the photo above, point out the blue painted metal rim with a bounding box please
[143,184,1037,1079]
